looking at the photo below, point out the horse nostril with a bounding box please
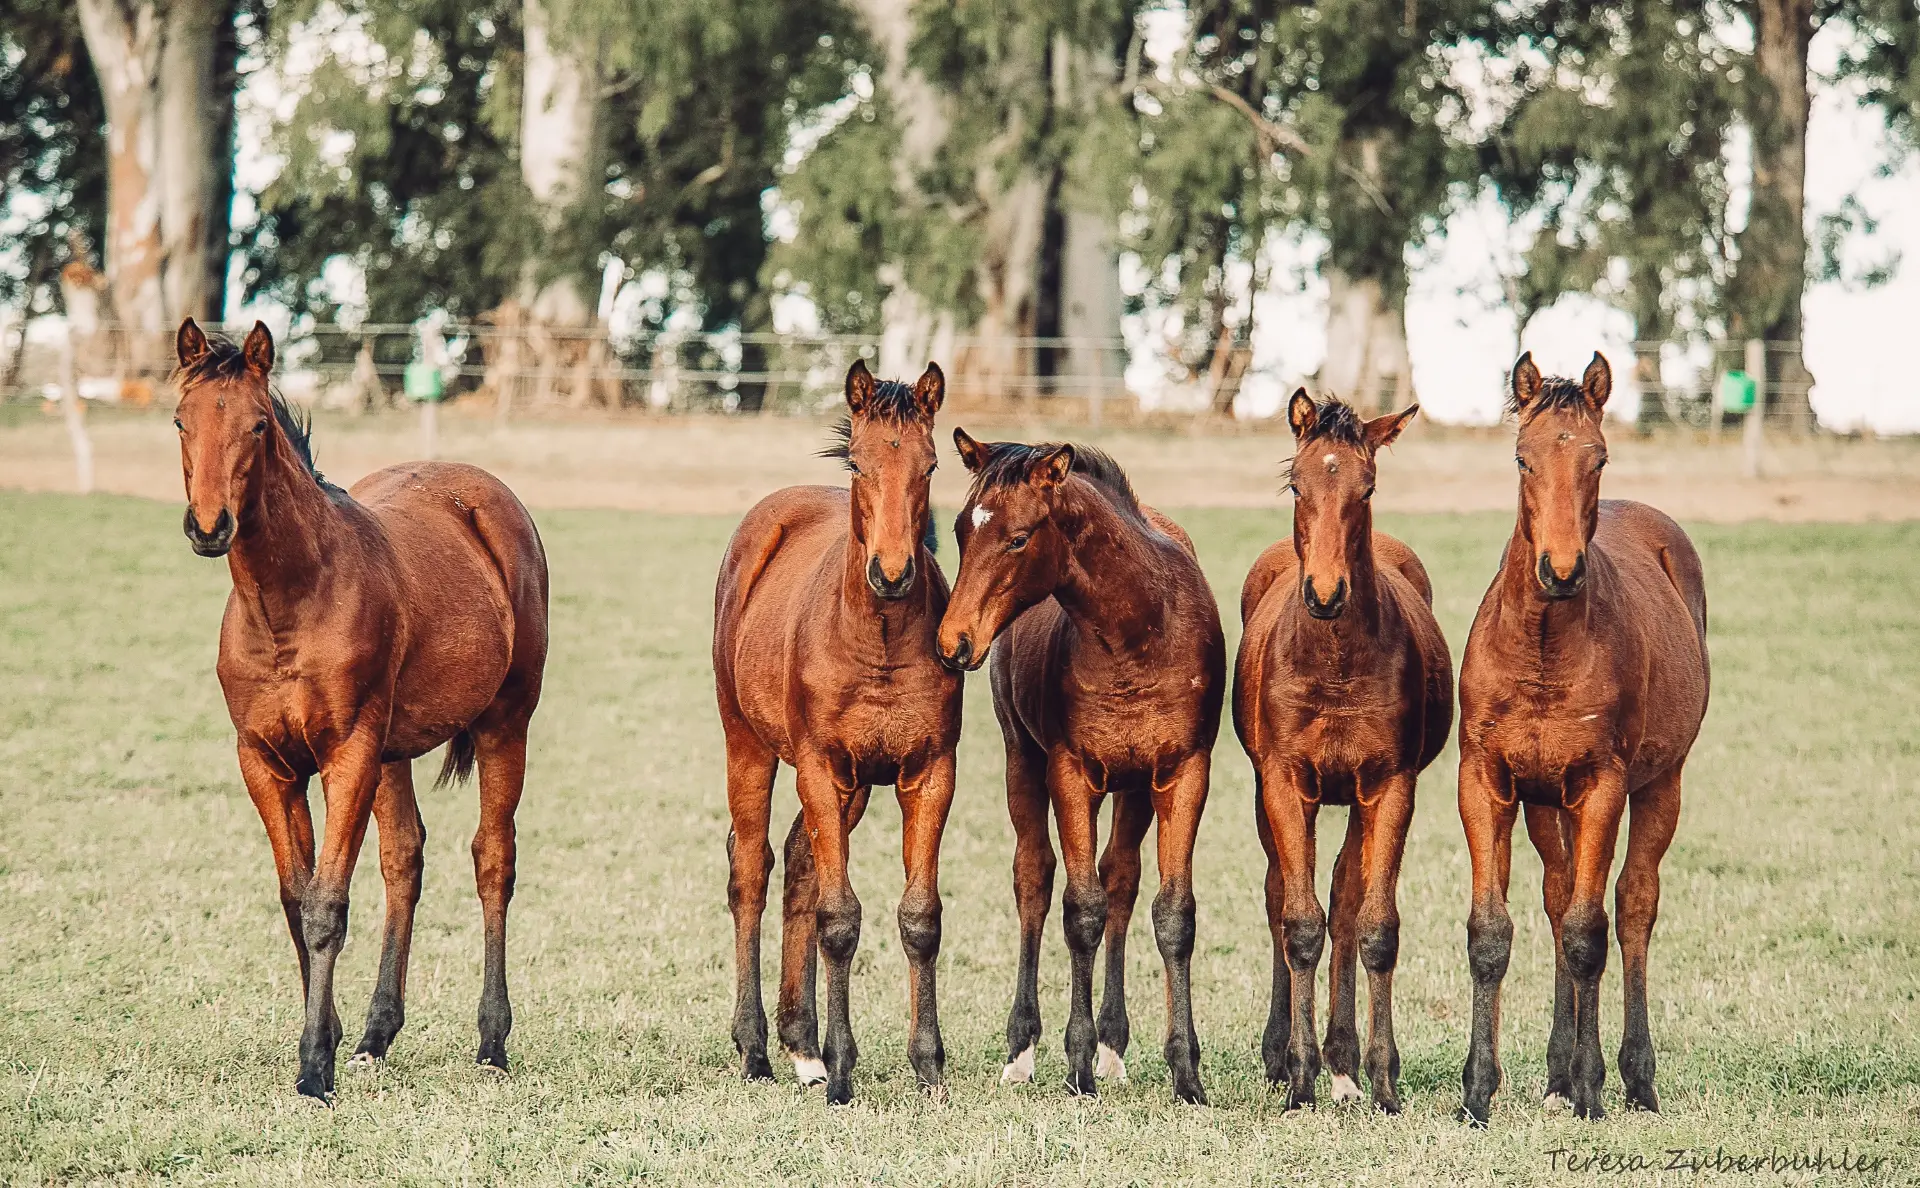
[942,633,974,672]
[866,554,915,599]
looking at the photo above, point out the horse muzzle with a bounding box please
[1537,550,1587,599]
[867,554,916,600]
[1303,575,1348,620]
[938,631,981,673]
[184,507,234,557]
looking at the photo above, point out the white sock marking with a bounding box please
[1095,1044,1128,1082]
[792,1056,827,1085]
[1330,1074,1362,1103]
[1001,1045,1036,1084]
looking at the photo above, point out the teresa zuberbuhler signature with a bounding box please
[1545,1146,1891,1176]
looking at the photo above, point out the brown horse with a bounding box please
[712,360,960,1105]
[1234,391,1452,1114]
[171,320,549,1102]
[937,433,1225,1103]
[1457,352,1709,1124]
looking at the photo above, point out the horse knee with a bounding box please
[1563,906,1610,983]
[816,895,862,963]
[1151,886,1196,962]
[897,895,941,964]
[1467,904,1513,984]
[471,829,517,903]
[1359,918,1400,974]
[301,892,349,953]
[1062,884,1108,954]
[1283,907,1327,971]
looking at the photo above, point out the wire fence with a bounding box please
[0,318,1869,434]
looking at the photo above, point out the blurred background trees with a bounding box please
[2,0,1913,419]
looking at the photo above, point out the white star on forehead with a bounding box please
[971,505,993,529]
[1324,452,1338,472]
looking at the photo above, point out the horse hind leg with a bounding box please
[777,785,870,1087]
[1524,803,1576,1108]
[1616,770,1681,1112]
[1094,786,1152,1084]
[351,761,426,1067]
[471,722,531,1071]
[1321,807,1365,1105]
[1002,737,1055,1085]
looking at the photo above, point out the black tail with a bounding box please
[437,729,477,789]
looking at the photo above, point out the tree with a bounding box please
[0,0,107,368]
[74,0,248,359]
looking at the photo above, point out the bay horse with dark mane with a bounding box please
[937,432,1225,1103]
[712,360,960,1105]
[1458,352,1708,1124]
[1235,391,1452,1114]
[172,320,549,1102]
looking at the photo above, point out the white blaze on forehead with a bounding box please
[971,505,993,529]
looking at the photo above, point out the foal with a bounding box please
[938,434,1225,1103]
[712,360,961,1105]
[1458,353,1709,1123]
[173,320,548,1102]
[1235,392,1452,1113]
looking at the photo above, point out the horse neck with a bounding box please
[1052,481,1166,654]
[226,436,343,623]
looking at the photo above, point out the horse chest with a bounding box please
[1474,687,1616,787]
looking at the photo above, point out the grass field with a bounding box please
[2,491,1917,1185]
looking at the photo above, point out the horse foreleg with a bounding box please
[1563,764,1629,1121]
[1259,761,1322,1109]
[794,751,863,1105]
[1255,783,1292,1087]
[777,785,869,1085]
[896,753,955,1097]
[1002,737,1054,1084]
[1094,787,1153,1084]
[299,731,384,1103]
[1524,802,1575,1107]
[1354,771,1414,1114]
[352,760,425,1066]
[472,725,530,1072]
[723,728,777,1081]
[1321,807,1365,1104]
[1048,748,1106,1098]
[1616,769,1681,1113]
[238,747,315,1003]
[1458,747,1518,1126]
[1149,753,1211,1105]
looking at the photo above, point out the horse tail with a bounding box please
[437,729,478,789]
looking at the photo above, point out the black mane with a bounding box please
[1299,397,1368,448]
[1508,375,1591,420]
[968,439,1140,512]
[177,333,327,485]
[819,379,927,465]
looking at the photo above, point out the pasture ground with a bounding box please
[1,491,1917,1185]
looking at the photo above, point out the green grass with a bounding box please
[1,492,1916,1185]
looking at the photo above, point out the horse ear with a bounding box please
[176,318,209,368]
[911,361,945,418]
[1581,351,1612,410]
[1287,388,1316,440]
[1365,402,1419,451]
[243,321,274,374]
[1511,352,1542,412]
[845,358,875,415]
[953,426,987,472]
[1031,444,1075,489]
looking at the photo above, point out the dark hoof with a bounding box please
[1065,1068,1099,1098]
[1373,1094,1403,1116]
[1624,1087,1660,1113]
[1457,1102,1490,1127]
[825,1075,854,1107]
[1172,1076,1209,1106]
[295,1073,335,1105]
[1285,1085,1316,1112]
[1575,1099,1607,1121]
[476,1043,509,1072]
[741,1052,775,1082]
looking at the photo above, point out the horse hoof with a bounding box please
[792,1056,827,1086]
[922,1081,950,1105]
[295,1077,335,1106]
[1094,1044,1128,1083]
[1544,1091,1572,1113]
[1065,1071,1099,1099]
[1329,1074,1363,1104]
[825,1079,854,1107]
[1457,1104,1490,1128]
[1374,1095,1403,1116]
[1000,1045,1036,1085]
[346,1051,384,1072]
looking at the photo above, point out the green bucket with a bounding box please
[404,361,445,403]
[1719,369,1756,414]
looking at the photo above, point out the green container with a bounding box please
[1719,369,1756,414]
[404,361,444,403]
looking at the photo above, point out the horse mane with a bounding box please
[176,333,329,487]
[1283,396,1369,486]
[969,440,1141,514]
[1507,375,1591,420]
[819,379,928,466]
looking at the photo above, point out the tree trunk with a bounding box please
[521,0,603,403]
[1060,210,1124,409]
[958,169,1048,402]
[76,0,226,365]
[1319,268,1410,414]
[1738,0,1815,430]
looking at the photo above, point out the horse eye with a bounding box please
[1515,456,1531,473]
[173,418,184,432]
[1362,485,1376,501]
[1007,532,1030,552]
[848,461,862,477]
[924,463,937,478]
[252,419,268,435]
[1595,456,1608,471]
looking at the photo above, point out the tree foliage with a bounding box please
[0,0,107,313]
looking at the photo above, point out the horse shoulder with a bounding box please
[1371,530,1434,606]
[1382,569,1455,772]
[1240,538,1296,625]
[1142,505,1198,558]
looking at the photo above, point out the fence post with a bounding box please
[1743,338,1765,479]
